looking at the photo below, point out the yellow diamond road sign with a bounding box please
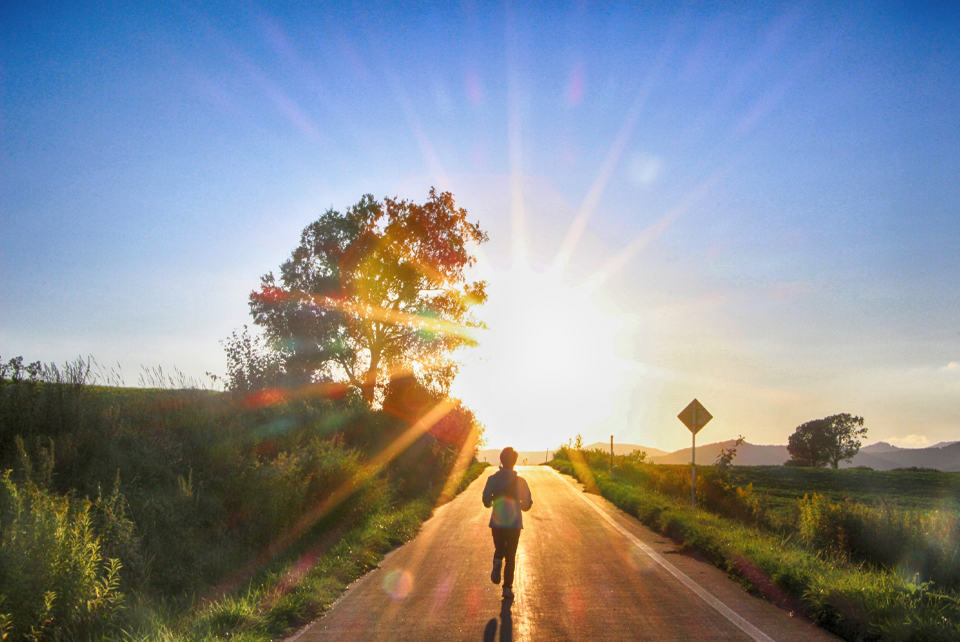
[678,398,712,434]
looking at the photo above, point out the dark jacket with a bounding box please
[482,467,533,529]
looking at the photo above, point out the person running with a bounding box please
[482,447,533,599]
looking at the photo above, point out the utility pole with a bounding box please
[610,435,615,480]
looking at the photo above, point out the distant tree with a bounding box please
[249,189,488,404]
[786,414,867,469]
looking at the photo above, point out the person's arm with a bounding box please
[482,477,494,508]
[519,478,533,511]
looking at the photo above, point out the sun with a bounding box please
[450,261,630,451]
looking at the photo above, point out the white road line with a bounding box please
[549,468,776,642]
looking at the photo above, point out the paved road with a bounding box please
[289,466,839,642]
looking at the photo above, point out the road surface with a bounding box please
[289,466,839,642]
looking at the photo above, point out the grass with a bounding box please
[133,461,488,642]
[128,499,432,642]
[550,451,960,642]
[728,466,960,516]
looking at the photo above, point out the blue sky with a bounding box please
[2,1,959,451]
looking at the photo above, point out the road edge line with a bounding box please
[548,467,777,642]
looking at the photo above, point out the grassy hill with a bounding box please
[0,362,484,642]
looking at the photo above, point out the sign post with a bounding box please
[677,398,712,507]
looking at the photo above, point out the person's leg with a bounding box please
[491,528,504,584]
[502,528,521,589]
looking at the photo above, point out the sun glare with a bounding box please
[451,263,630,451]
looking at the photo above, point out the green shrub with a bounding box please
[799,493,960,590]
[554,445,771,530]
[0,471,125,641]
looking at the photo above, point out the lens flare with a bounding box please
[382,569,414,600]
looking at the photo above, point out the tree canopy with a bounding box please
[249,189,487,403]
[786,414,867,468]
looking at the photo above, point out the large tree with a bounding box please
[786,414,867,468]
[249,189,487,403]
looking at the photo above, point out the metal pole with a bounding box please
[610,435,614,480]
[691,407,697,507]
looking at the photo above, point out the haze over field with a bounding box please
[2,2,959,453]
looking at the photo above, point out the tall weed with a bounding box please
[799,493,960,590]
[0,472,125,641]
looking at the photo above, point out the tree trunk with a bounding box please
[362,349,381,405]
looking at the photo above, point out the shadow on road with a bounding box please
[482,598,514,642]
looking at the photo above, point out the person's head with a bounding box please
[500,447,519,469]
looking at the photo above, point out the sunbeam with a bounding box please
[310,293,480,343]
[554,37,675,270]
[506,7,527,266]
[434,420,482,507]
[594,170,725,286]
[204,397,459,600]
[389,72,456,194]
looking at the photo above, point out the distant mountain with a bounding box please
[477,449,555,466]
[480,440,960,471]
[860,441,903,454]
[650,440,789,466]
[584,442,671,458]
[929,441,960,449]
[862,440,959,453]
[645,439,960,471]
[841,441,960,472]
[478,442,670,467]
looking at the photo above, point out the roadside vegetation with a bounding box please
[550,443,960,642]
[0,355,486,641]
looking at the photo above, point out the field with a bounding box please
[728,465,960,515]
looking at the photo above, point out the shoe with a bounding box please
[502,586,514,599]
[491,558,502,584]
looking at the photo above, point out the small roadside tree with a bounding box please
[786,414,867,468]
[249,189,487,404]
[715,435,746,470]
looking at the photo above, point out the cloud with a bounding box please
[942,361,960,372]
[885,434,930,447]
